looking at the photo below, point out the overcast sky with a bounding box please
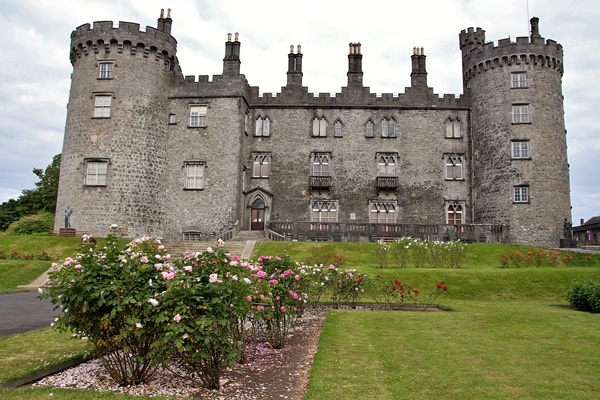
[0,0,598,224]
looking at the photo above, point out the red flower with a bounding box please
[394,279,402,285]
[436,282,443,289]
[392,286,397,291]
[413,289,419,294]
[442,285,448,291]
[357,277,363,283]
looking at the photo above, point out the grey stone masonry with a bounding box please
[55,11,571,247]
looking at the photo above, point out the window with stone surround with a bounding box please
[312,116,327,137]
[252,153,270,178]
[255,116,271,136]
[513,185,529,203]
[93,94,112,118]
[189,105,207,127]
[381,117,396,138]
[84,159,109,186]
[446,202,464,224]
[511,72,528,88]
[511,140,530,159]
[334,119,343,137]
[445,116,462,138]
[369,201,397,223]
[311,200,338,224]
[312,153,330,176]
[98,62,114,79]
[445,154,464,180]
[512,104,530,123]
[378,153,396,176]
[365,119,374,138]
[184,161,205,189]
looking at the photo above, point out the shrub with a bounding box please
[40,234,170,386]
[4,212,54,235]
[567,280,600,313]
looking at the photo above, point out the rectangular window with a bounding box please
[369,202,397,223]
[512,104,530,123]
[252,153,270,178]
[512,141,530,158]
[99,62,114,79]
[311,201,338,223]
[255,116,271,136]
[184,161,205,189]
[93,95,112,118]
[312,117,327,137]
[378,153,396,176]
[85,160,108,186]
[312,153,330,176]
[445,117,461,138]
[446,203,463,224]
[445,155,464,180]
[511,72,528,88]
[381,118,396,138]
[190,105,207,127]
[365,121,374,138]
[334,121,343,137]
[514,186,529,203]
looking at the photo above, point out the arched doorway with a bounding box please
[251,198,265,231]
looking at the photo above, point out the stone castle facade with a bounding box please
[54,10,571,247]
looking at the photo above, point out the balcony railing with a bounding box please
[376,176,398,189]
[310,175,331,189]
[268,221,509,243]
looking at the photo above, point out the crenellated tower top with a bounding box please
[69,10,178,71]
[460,17,563,86]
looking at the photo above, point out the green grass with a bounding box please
[0,328,90,385]
[1,237,600,399]
[306,301,600,400]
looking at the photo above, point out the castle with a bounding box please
[54,10,571,247]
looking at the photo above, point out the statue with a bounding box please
[563,218,572,239]
[64,207,73,228]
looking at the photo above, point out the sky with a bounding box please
[0,0,598,225]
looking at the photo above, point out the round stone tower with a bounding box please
[460,17,571,246]
[55,9,180,237]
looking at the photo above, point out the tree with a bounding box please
[0,154,61,231]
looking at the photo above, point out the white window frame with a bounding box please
[255,116,271,136]
[184,161,206,189]
[369,202,397,223]
[312,153,330,176]
[312,116,327,137]
[446,203,464,225]
[378,153,396,177]
[311,200,338,223]
[252,153,270,178]
[511,141,530,159]
[381,117,396,138]
[512,104,530,124]
[511,72,528,88]
[93,94,112,118]
[513,186,529,203]
[99,62,114,79]
[189,105,207,127]
[84,159,108,186]
[445,155,464,180]
[445,116,461,138]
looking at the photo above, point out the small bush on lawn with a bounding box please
[4,212,54,235]
[567,280,600,313]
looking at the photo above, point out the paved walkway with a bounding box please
[0,290,55,337]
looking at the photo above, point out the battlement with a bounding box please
[460,18,563,84]
[69,19,178,67]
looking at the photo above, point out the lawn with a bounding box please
[1,236,599,399]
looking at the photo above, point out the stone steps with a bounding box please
[162,240,254,259]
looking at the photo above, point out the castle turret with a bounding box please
[55,11,179,237]
[347,42,363,86]
[461,17,570,246]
